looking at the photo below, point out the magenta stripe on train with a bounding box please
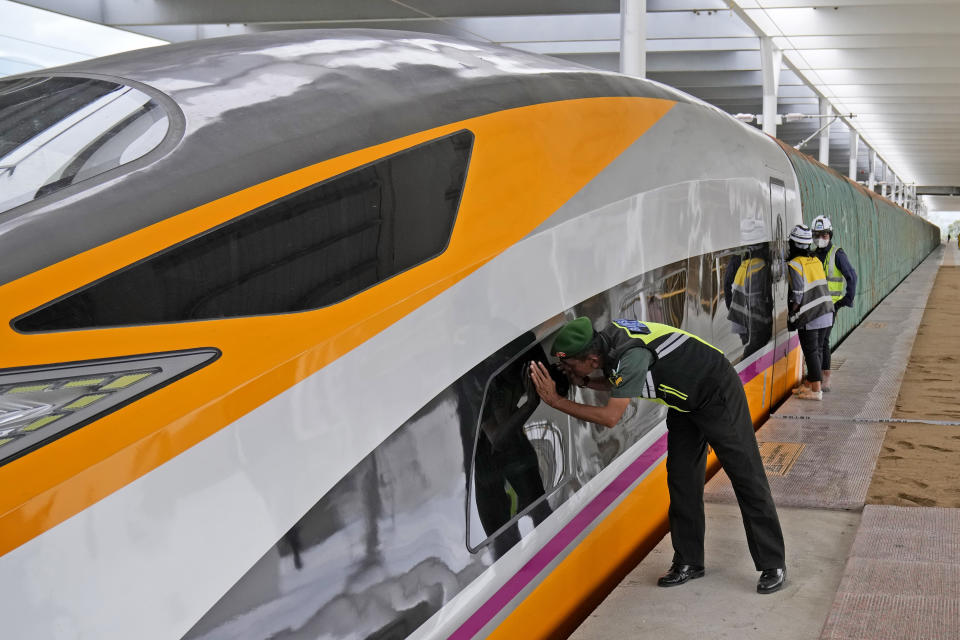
[737,334,800,385]
[449,433,669,639]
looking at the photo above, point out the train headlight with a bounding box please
[0,349,218,464]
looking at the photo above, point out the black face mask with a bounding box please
[789,242,810,257]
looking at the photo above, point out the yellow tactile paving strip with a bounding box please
[758,441,806,476]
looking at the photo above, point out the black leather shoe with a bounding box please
[757,568,786,594]
[657,563,705,587]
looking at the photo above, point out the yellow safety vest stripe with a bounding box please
[787,256,833,326]
[823,245,845,303]
[612,320,723,354]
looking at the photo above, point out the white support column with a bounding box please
[760,36,782,137]
[848,127,859,181]
[619,0,647,78]
[867,149,876,192]
[818,97,832,165]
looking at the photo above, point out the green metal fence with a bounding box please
[776,141,940,349]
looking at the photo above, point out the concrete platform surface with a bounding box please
[569,504,859,640]
[706,418,887,510]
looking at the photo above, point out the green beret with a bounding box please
[551,317,595,357]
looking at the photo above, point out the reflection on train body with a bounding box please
[0,30,942,640]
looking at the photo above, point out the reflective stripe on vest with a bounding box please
[610,320,722,356]
[787,256,833,327]
[641,371,655,400]
[608,320,723,412]
[822,244,845,304]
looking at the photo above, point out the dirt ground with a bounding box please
[866,256,960,508]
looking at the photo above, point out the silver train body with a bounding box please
[0,30,935,639]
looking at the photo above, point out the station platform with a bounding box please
[570,241,960,640]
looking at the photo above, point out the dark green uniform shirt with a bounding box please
[608,347,654,399]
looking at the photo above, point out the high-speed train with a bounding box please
[0,30,938,639]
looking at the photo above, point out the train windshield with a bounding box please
[0,76,169,213]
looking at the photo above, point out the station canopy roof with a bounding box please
[4,0,960,214]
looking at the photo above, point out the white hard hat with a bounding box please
[789,224,813,248]
[812,215,833,232]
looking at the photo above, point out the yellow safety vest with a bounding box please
[821,245,845,304]
[602,320,724,412]
[787,256,833,328]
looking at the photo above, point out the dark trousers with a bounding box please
[798,326,830,383]
[664,361,785,570]
[818,323,833,371]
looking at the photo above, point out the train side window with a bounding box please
[618,263,686,328]
[721,245,774,362]
[466,340,569,558]
[713,251,746,364]
[15,130,473,331]
[0,76,170,213]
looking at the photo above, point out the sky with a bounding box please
[0,0,166,77]
[927,211,960,234]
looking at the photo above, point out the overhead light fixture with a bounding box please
[737,114,781,125]
[735,112,855,130]
[794,113,857,151]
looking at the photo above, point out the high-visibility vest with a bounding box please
[728,257,770,328]
[600,320,725,413]
[787,256,834,328]
[821,245,846,304]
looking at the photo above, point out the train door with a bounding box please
[768,178,791,403]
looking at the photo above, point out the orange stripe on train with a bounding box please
[0,97,677,557]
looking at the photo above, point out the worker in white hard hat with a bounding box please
[809,215,857,392]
